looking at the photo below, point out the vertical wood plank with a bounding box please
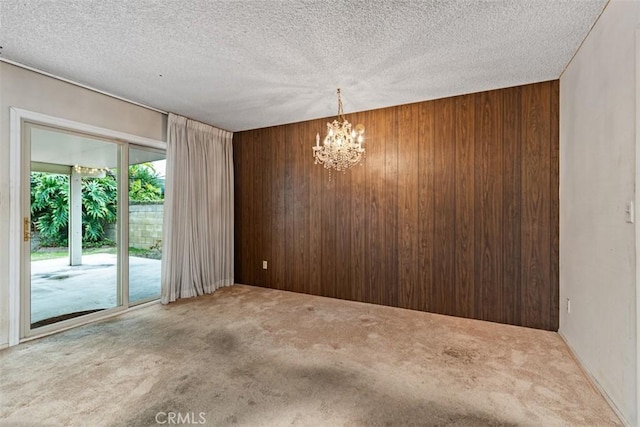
[232,133,244,283]
[261,127,273,288]
[398,104,420,310]
[384,107,399,307]
[292,121,310,294]
[418,101,435,313]
[454,94,475,319]
[309,120,323,297]
[433,97,456,316]
[321,145,337,299]
[333,111,365,300]
[252,128,267,287]
[283,124,296,291]
[350,112,367,303]
[365,108,385,305]
[521,83,552,329]
[245,131,256,286]
[242,131,256,286]
[475,89,504,323]
[236,132,251,286]
[271,126,286,290]
[334,161,352,301]
[502,86,523,326]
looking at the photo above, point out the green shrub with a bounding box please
[31,172,117,246]
[129,163,163,201]
[31,173,70,246]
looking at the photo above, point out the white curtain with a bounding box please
[161,113,234,304]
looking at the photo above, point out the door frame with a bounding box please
[9,107,165,346]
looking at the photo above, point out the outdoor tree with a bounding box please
[129,163,164,201]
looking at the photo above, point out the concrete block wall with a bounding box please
[129,202,163,249]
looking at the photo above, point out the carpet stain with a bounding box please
[442,346,479,364]
[444,412,518,426]
[206,329,238,354]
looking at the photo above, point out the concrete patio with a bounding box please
[31,253,161,324]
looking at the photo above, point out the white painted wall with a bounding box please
[0,62,166,348]
[560,0,639,424]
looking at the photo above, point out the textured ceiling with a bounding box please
[0,0,607,132]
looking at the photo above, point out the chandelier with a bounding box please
[313,88,365,172]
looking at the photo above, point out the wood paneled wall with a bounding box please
[233,81,559,331]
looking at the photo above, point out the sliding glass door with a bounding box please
[22,122,165,337]
[27,125,121,330]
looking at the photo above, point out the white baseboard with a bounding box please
[558,331,628,426]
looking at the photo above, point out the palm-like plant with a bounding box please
[82,173,117,242]
[31,173,70,246]
[30,171,118,245]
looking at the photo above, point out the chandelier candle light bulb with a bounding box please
[312,88,365,173]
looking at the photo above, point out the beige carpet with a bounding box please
[0,285,620,426]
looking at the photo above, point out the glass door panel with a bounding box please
[128,146,165,304]
[28,125,120,329]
